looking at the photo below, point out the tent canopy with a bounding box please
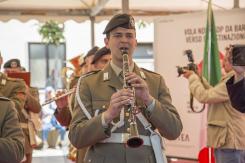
[0,0,244,22]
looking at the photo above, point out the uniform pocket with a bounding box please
[207,121,227,147]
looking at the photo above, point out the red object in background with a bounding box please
[198,147,215,163]
[7,72,31,86]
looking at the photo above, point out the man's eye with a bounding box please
[126,34,133,38]
[113,34,122,38]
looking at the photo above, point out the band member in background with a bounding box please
[0,56,26,112]
[69,13,182,163]
[54,47,111,162]
[82,46,99,74]
[54,46,99,127]
[91,46,111,70]
[3,58,41,163]
[0,96,25,163]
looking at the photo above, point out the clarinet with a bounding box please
[121,47,143,148]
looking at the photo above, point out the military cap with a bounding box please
[91,47,111,64]
[84,46,99,59]
[103,13,135,34]
[3,58,21,68]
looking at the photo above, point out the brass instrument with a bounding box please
[61,66,74,89]
[121,47,143,148]
[41,88,75,106]
[67,144,77,161]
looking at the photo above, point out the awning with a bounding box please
[0,0,243,23]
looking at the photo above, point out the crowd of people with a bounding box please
[0,13,244,163]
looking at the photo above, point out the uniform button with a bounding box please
[102,105,106,109]
[88,159,91,162]
[125,112,129,117]
[127,128,130,132]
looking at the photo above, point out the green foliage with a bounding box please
[39,20,65,45]
[137,20,147,29]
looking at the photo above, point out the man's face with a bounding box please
[10,61,18,68]
[84,55,95,73]
[222,52,233,73]
[94,54,111,70]
[104,27,137,66]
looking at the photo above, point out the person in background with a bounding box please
[226,66,245,113]
[42,86,56,149]
[182,47,245,163]
[82,46,99,74]
[69,13,182,163]
[91,46,111,70]
[226,45,245,113]
[3,58,41,163]
[0,55,27,163]
[50,115,66,147]
[53,46,99,127]
[0,96,25,163]
[55,47,111,162]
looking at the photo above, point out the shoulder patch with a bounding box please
[141,68,160,75]
[0,96,10,101]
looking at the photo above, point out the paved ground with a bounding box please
[32,148,198,163]
[33,156,73,163]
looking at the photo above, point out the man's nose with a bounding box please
[120,35,129,42]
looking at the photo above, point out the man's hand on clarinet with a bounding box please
[103,89,134,124]
[126,72,153,106]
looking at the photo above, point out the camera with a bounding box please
[177,49,198,77]
[232,44,245,66]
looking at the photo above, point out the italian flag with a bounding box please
[199,1,221,163]
[202,0,222,86]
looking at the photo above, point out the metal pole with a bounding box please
[90,16,95,47]
[122,0,129,14]
[234,0,240,8]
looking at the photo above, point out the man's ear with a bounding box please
[104,37,109,48]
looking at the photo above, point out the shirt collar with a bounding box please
[110,61,134,77]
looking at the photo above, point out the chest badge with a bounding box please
[1,79,6,85]
[103,72,109,81]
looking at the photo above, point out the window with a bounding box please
[28,43,66,89]
[133,42,154,71]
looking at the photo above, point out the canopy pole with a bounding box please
[122,0,129,14]
[90,16,95,47]
[234,0,240,8]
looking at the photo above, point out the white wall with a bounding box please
[154,8,245,159]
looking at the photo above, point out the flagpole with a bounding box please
[207,0,212,83]
[208,2,212,162]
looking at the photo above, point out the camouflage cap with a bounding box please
[91,47,111,64]
[3,58,21,68]
[103,13,135,34]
